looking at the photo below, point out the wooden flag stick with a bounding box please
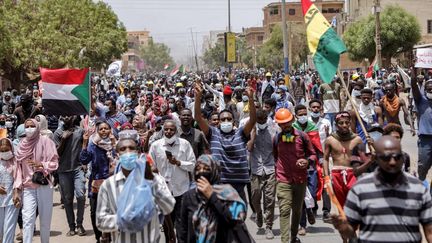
[337,71,375,153]
[324,176,346,220]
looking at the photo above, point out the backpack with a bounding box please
[116,158,156,232]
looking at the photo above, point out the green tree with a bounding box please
[202,42,226,69]
[140,39,174,72]
[0,0,127,83]
[343,5,421,65]
[257,23,308,70]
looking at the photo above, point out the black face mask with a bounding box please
[195,171,212,183]
[0,121,5,126]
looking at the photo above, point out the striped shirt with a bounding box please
[96,167,175,243]
[344,170,432,243]
[208,126,249,184]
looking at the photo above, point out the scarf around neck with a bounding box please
[90,133,112,151]
[192,155,246,243]
[359,102,376,125]
[382,95,400,117]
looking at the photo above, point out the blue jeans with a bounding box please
[324,112,337,130]
[58,168,86,230]
[300,170,318,227]
[418,135,432,181]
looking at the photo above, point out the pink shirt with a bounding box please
[15,137,59,189]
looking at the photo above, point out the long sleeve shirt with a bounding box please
[149,137,195,197]
[79,142,115,198]
[15,137,59,189]
[96,169,175,243]
[274,130,317,184]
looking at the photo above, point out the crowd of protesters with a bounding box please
[0,61,432,243]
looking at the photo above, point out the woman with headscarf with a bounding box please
[79,121,116,243]
[178,154,252,243]
[0,138,21,243]
[15,119,58,243]
[35,115,53,140]
[13,124,25,149]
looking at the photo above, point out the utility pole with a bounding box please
[190,28,199,72]
[374,0,382,67]
[228,0,231,32]
[281,0,290,86]
[227,0,232,73]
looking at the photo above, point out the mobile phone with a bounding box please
[165,150,172,158]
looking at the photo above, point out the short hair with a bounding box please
[383,123,404,138]
[163,119,177,127]
[309,99,322,107]
[256,108,267,119]
[106,98,116,107]
[95,120,111,129]
[294,104,307,114]
[264,98,277,108]
[218,109,234,119]
[360,88,373,95]
[180,108,192,115]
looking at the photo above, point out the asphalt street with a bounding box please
[28,107,427,243]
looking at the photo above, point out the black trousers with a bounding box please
[90,196,102,242]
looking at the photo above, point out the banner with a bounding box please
[415,48,432,69]
[106,60,122,77]
[225,32,236,63]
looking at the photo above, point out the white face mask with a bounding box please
[5,121,13,128]
[0,151,13,161]
[352,89,361,98]
[426,92,432,100]
[242,95,249,102]
[297,115,308,124]
[310,111,321,118]
[164,135,176,144]
[257,123,268,130]
[25,127,37,137]
[220,122,233,133]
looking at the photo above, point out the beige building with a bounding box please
[262,0,344,39]
[127,30,151,46]
[121,30,151,72]
[243,27,265,48]
[346,0,432,43]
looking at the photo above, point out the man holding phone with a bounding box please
[148,120,195,239]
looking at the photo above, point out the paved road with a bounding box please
[27,113,426,243]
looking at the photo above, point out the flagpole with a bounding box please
[337,70,375,153]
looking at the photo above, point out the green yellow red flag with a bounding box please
[301,0,346,83]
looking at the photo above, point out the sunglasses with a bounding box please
[377,152,403,162]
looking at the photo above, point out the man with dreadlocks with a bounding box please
[322,111,362,208]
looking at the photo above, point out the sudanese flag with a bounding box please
[40,68,90,116]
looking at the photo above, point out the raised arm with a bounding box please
[194,81,210,136]
[323,138,331,177]
[411,64,421,103]
[243,87,256,136]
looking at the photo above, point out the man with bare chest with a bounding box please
[323,111,362,207]
[380,83,415,135]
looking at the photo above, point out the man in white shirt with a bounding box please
[308,99,333,222]
[96,138,175,243]
[148,120,195,238]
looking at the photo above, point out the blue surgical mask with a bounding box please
[119,152,138,170]
[310,111,321,118]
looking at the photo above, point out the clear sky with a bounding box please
[102,0,276,62]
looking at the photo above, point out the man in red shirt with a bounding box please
[273,108,317,243]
